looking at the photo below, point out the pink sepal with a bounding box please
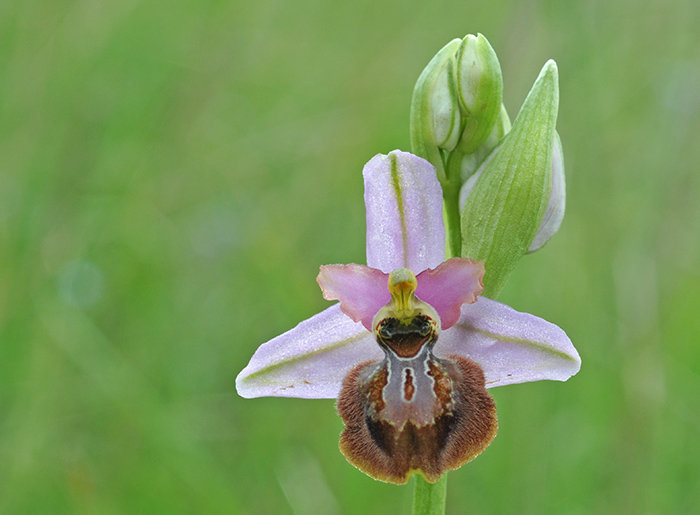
[364,151,446,274]
[236,305,382,399]
[435,296,581,388]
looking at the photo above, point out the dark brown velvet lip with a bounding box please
[336,353,498,485]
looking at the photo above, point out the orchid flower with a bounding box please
[236,150,580,485]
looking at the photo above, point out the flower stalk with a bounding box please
[413,474,448,515]
[443,149,464,257]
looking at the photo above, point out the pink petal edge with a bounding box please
[415,257,485,329]
[317,264,389,330]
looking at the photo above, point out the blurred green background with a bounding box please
[2,0,700,513]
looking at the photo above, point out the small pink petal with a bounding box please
[415,257,485,329]
[317,264,389,330]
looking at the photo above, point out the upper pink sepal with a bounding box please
[415,257,485,329]
[364,151,446,274]
[317,264,390,331]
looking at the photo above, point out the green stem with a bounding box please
[443,181,461,259]
[442,150,464,259]
[412,473,448,515]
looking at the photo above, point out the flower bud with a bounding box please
[429,58,461,152]
[455,34,504,154]
[460,130,566,253]
[460,103,511,182]
[410,38,461,182]
[410,34,504,183]
[527,131,565,252]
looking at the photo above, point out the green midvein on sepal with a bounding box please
[461,60,559,299]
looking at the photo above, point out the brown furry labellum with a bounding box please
[336,313,498,485]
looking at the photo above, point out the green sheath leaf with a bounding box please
[461,60,559,298]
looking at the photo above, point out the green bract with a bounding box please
[461,60,559,298]
[460,104,511,183]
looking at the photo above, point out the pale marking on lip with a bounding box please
[403,367,415,402]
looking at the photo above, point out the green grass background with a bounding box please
[2,0,700,513]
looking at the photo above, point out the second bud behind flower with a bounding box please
[455,34,504,154]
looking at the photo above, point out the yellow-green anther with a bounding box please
[371,268,441,333]
[387,268,418,317]
[455,34,504,154]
